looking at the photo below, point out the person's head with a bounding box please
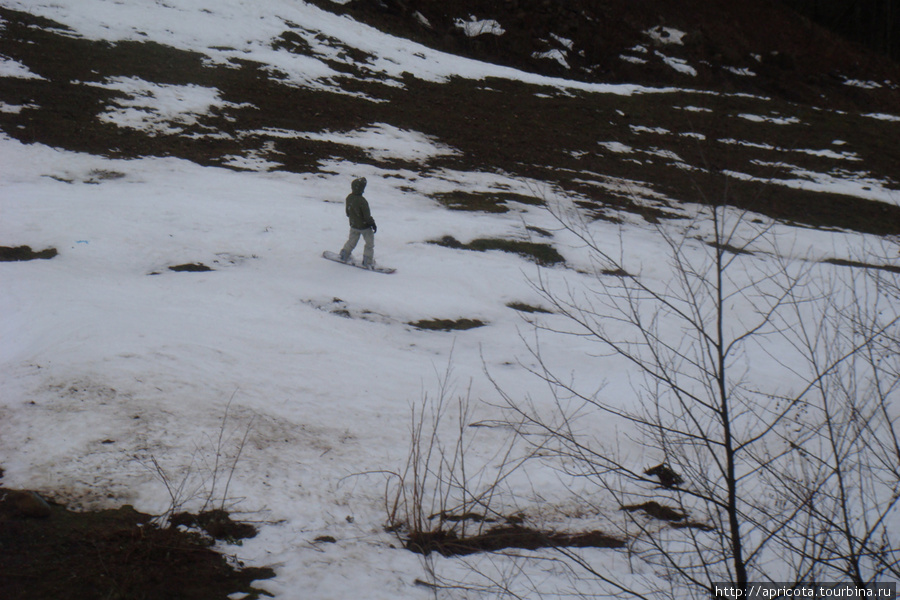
[351,177,367,194]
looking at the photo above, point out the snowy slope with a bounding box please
[2,1,899,598]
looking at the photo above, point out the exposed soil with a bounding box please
[0,245,59,262]
[822,257,900,274]
[409,317,487,331]
[621,501,714,531]
[430,235,566,266]
[404,524,625,557]
[170,509,261,543]
[0,487,274,600]
[506,301,553,314]
[168,263,215,273]
[432,190,545,213]
[396,511,625,557]
[622,500,686,522]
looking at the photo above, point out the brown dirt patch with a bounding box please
[0,487,274,600]
[430,235,565,266]
[404,524,625,557]
[822,257,900,274]
[0,246,58,262]
[409,317,487,331]
[622,500,686,522]
[168,263,215,272]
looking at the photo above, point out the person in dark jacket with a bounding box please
[339,177,377,267]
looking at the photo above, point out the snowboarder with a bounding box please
[339,177,377,268]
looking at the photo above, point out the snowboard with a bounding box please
[322,251,396,274]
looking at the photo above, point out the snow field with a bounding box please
[3,128,895,597]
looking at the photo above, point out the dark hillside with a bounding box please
[779,0,900,61]
[1,1,899,235]
[325,0,900,110]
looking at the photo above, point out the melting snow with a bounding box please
[726,163,899,206]
[645,26,687,45]
[599,141,635,153]
[620,55,648,65]
[718,138,860,160]
[454,16,505,37]
[630,125,671,135]
[87,77,249,137]
[0,101,36,114]
[724,66,756,77]
[533,48,569,68]
[550,33,574,50]
[843,78,882,89]
[738,113,801,125]
[296,123,460,162]
[864,112,900,122]
[0,55,45,79]
[656,51,697,76]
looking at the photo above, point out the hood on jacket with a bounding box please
[351,177,367,194]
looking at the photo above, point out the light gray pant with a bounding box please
[342,227,374,263]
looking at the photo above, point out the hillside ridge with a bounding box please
[1,1,898,236]
[325,0,900,110]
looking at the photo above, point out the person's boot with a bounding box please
[362,257,374,269]
[339,250,350,261]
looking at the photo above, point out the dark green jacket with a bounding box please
[345,177,375,230]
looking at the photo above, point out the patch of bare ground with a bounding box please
[430,235,565,266]
[822,257,900,274]
[404,524,625,557]
[621,501,715,532]
[0,246,58,261]
[0,487,274,600]
[409,317,487,331]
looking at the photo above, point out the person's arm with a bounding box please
[362,198,376,231]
